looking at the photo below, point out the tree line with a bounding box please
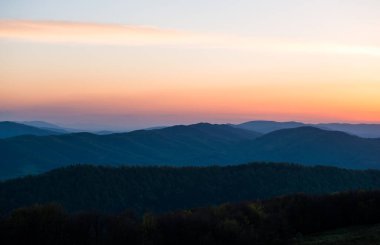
[2,190,380,244]
[2,163,380,214]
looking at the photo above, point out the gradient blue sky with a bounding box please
[1,0,379,40]
[1,1,380,130]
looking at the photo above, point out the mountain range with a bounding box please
[0,123,260,179]
[235,120,380,138]
[21,121,69,133]
[2,120,380,138]
[0,121,61,139]
[1,122,380,179]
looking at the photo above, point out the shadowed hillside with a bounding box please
[2,163,380,214]
[2,190,380,245]
[297,224,380,245]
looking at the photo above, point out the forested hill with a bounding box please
[2,163,380,214]
[3,191,380,245]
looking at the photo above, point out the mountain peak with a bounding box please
[236,120,305,134]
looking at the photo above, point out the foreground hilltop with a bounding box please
[2,163,380,214]
[2,190,380,245]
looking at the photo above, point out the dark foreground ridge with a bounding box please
[2,190,380,245]
[2,163,380,214]
[298,223,380,245]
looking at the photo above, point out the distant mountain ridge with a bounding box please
[21,121,68,133]
[235,120,380,138]
[2,120,380,138]
[1,123,380,179]
[235,120,304,134]
[0,123,261,179]
[317,123,380,138]
[242,126,380,169]
[0,121,60,139]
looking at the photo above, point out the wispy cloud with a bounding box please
[0,20,195,45]
[1,20,380,56]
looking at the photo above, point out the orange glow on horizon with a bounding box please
[1,20,380,125]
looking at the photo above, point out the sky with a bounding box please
[0,0,379,130]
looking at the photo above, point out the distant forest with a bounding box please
[2,190,380,245]
[2,163,380,214]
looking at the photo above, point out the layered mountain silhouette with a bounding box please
[0,121,119,137]
[317,123,380,138]
[235,120,380,138]
[22,121,69,133]
[1,123,380,179]
[241,127,380,169]
[0,123,260,179]
[235,120,305,134]
[0,121,60,139]
[2,120,380,138]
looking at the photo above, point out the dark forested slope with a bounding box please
[2,163,380,214]
[2,190,380,245]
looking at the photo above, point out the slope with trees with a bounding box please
[2,163,380,214]
[2,190,380,244]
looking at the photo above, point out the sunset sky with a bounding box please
[1,0,379,130]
